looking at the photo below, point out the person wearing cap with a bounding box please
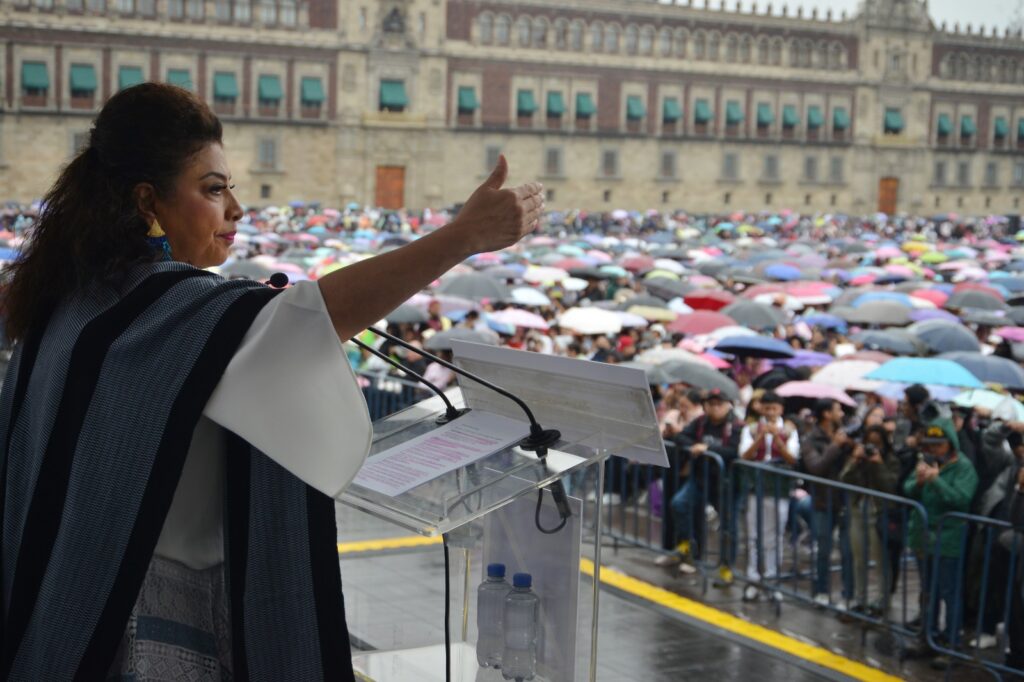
[738,391,800,602]
[902,418,978,663]
[657,389,743,586]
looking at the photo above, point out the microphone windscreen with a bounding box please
[267,272,289,288]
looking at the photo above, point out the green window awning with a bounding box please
[782,105,799,128]
[725,100,743,125]
[380,80,407,109]
[1018,119,1024,139]
[756,102,774,127]
[516,89,536,115]
[457,86,478,112]
[546,91,564,116]
[576,92,595,117]
[995,116,1009,139]
[961,115,976,137]
[166,69,192,89]
[69,64,97,92]
[833,107,850,131]
[884,108,903,134]
[21,61,49,90]
[662,97,681,123]
[118,66,144,91]
[257,74,283,101]
[807,105,824,129]
[213,72,239,98]
[300,77,325,103]
[937,113,952,136]
[626,95,645,120]
[694,99,712,124]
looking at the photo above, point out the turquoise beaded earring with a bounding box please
[147,220,172,261]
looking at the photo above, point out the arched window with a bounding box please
[757,36,770,64]
[604,24,620,53]
[659,27,673,56]
[708,32,720,61]
[516,16,530,47]
[478,12,493,44]
[625,25,639,55]
[725,34,738,62]
[770,38,783,65]
[532,17,548,48]
[554,19,568,50]
[569,20,584,50]
[814,41,827,69]
[591,22,603,52]
[495,15,511,45]
[674,29,688,58]
[828,42,843,70]
[639,26,654,55]
[739,35,752,63]
[693,31,706,60]
[789,40,800,67]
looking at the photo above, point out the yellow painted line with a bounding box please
[582,558,901,682]
[339,535,898,682]
[337,535,442,554]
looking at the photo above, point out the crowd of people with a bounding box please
[3,200,1024,670]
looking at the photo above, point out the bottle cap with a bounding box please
[487,563,506,578]
[513,572,532,589]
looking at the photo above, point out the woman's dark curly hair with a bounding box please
[1,83,222,342]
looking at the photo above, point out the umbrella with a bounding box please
[483,265,525,280]
[523,266,569,284]
[437,273,510,301]
[810,361,882,392]
[909,309,960,324]
[668,311,737,336]
[636,348,714,367]
[841,301,912,327]
[684,290,736,311]
[774,350,834,368]
[907,319,981,354]
[960,309,1009,327]
[953,389,1024,421]
[720,301,787,330]
[408,293,477,315]
[644,277,694,300]
[385,304,429,324]
[939,352,1024,390]
[612,311,650,328]
[764,264,802,281]
[996,326,1024,342]
[627,305,678,322]
[840,350,894,364]
[424,328,499,351]
[617,294,668,311]
[799,313,848,331]
[850,330,925,356]
[220,260,277,280]
[865,358,985,389]
[509,287,552,307]
[775,381,857,407]
[618,361,674,385]
[659,361,740,400]
[945,289,1009,312]
[557,307,623,335]
[489,309,549,330]
[714,335,796,359]
[851,292,915,308]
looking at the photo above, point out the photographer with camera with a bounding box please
[902,418,979,664]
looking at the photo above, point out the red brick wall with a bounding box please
[306,0,337,29]
[597,79,620,133]
[481,64,510,127]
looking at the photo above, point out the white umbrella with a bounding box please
[489,308,550,330]
[561,277,589,292]
[557,307,623,335]
[636,347,714,367]
[652,258,685,275]
[810,361,882,392]
[612,311,650,328]
[523,266,569,284]
[510,287,551,307]
[667,298,694,314]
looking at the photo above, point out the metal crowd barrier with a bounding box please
[925,511,1024,679]
[356,370,422,421]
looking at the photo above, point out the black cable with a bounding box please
[442,533,451,682]
[534,487,569,534]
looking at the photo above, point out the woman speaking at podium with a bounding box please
[0,83,543,680]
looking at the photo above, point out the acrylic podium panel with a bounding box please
[339,393,610,682]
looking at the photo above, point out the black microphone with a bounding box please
[267,272,289,288]
[350,336,469,425]
[366,325,561,453]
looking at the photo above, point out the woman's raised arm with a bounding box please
[317,156,544,342]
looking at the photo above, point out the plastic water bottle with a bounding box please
[502,573,539,682]
[476,563,510,668]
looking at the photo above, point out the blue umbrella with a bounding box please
[939,352,1024,390]
[764,264,802,281]
[852,291,914,308]
[714,335,796,359]
[865,358,984,389]
[799,313,848,331]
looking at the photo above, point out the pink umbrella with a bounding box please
[528,236,556,246]
[489,309,549,330]
[850,274,876,286]
[700,352,731,369]
[586,250,613,263]
[911,289,948,307]
[875,246,901,259]
[885,265,916,278]
[775,381,857,407]
[996,327,1024,342]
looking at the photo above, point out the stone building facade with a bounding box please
[0,0,1023,214]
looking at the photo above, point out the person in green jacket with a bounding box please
[902,418,979,658]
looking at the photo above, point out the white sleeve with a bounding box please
[738,425,754,456]
[787,429,801,460]
[203,281,372,498]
